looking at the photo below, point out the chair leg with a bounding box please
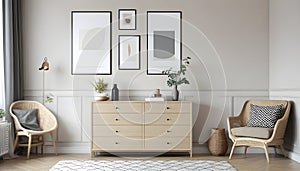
[244,146,248,156]
[41,135,44,155]
[27,135,32,159]
[263,144,270,163]
[50,132,57,155]
[229,142,236,159]
[280,144,287,157]
[13,136,19,153]
[274,146,277,156]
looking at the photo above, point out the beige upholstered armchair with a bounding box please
[227,100,291,163]
[9,100,58,159]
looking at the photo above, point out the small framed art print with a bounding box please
[118,35,140,70]
[119,9,136,30]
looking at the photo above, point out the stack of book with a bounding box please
[145,97,165,101]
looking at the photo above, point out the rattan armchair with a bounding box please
[227,100,291,163]
[9,100,58,159]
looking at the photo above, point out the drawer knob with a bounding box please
[167,130,171,133]
[166,118,170,121]
[116,130,119,133]
[115,107,119,109]
[115,118,119,121]
[166,107,170,109]
[115,142,118,144]
[167,142,170,144]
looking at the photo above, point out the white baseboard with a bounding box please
[43,142,90,154]
[192,143,274,155]
[287,150,300,163]
[42,142,300,163]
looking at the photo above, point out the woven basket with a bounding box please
[207,128,228,156]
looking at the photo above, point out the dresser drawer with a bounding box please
[93,137,143,150]
[93,102,142,114]
[144,102,191,114]
[93,114,142,125]
[93,126,142,137]
[145,137,190,150]
[145,126,191,137]
[145,114,190,125]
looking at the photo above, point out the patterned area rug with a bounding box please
[49,160,237,171]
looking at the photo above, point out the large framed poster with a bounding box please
[147,11,182,75]
[71,11,112,75]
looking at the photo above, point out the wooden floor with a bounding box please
[0,153,300,171]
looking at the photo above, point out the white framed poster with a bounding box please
[71,11,112,75]
[147,11,182,75]
[118,35,140,70]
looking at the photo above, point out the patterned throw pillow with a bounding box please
[247,104,283,128]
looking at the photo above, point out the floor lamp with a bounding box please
[39,57,49,104]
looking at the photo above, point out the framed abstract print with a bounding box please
[119,9,136,30]
[147,11,182,75]
[118,35,140,70]
[71,11,112,75]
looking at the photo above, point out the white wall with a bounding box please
[22,0,269,153]
[269,0,300,162]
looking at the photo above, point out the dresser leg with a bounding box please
[190,151,193,157]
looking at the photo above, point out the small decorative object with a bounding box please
[147,11,182,75]
[207,128,228,156]
[92,78,109,101]
[162,57,191,101]
[39,57,50,104]
[118,35,140,70]
[0,108,5,122]
[111,84,119,101]
[154,89,161,97]
[119,9,136,30]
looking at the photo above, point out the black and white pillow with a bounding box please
[247,104,283,128]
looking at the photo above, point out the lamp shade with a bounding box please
[39,57,49,71]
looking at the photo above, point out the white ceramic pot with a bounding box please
[94,92,109,101]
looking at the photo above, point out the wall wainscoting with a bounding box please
[270,90,300,162]
[24,89,270,155]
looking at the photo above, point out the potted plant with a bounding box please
[162,57,191,101]
[92,78,109,101]
[0,108,6,122]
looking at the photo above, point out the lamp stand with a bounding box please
[42,70,45,104]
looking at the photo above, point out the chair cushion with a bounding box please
[13,109,42,131]
[231,127,273,139]
[247,104,283,128]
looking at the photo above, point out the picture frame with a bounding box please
[147,11,182,75]
[118,9,137,30]
[118,35,140,70]
[71,11,112,75]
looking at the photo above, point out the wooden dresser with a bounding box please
[91,101,192,157]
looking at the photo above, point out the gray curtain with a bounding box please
[3,0,23,158]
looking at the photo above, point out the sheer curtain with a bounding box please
[3,0,23,158]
